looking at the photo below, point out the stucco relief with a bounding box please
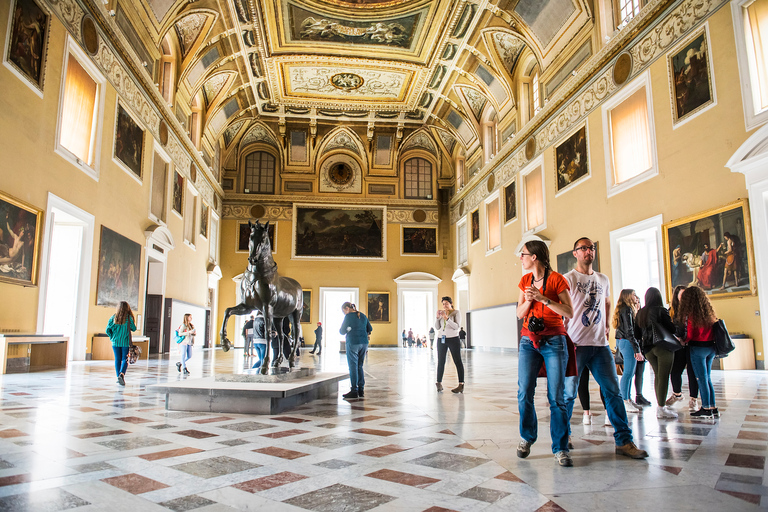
[288,66,406,99]
[223,120,247,147]
[434,127,456,154]
[492,32,527,73]
[223,204,292,220]
[319,155,362,193]
[239,123,279,150]
[387,209,438,224]
[203,73,232,104]
[323,131,361,156]
[400,131,437,156]
[48,0,82,40]
[175,13,208,57]
[458,87,487,121]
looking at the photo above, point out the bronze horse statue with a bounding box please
[219,220,303,372]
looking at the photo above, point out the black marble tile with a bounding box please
[407,452,490,472]
[218,421,274,432]
[459,486,510,503]
[283,483,395,512]
[314,459,356,469]
[0,488,89,511]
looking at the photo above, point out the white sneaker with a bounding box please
[688,398,699,411]
[656,406,678,419]
[624,399,641,413]
[665,394,684,406]
[582,411,592,425]
[604,414,612,427]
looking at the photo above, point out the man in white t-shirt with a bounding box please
[563,237,647,460]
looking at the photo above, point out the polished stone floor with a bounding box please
[0,346,765,511]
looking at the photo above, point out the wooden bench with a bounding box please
[91,334,149,363]
[0,334,69,374]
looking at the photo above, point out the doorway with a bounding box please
[320,287,358,354]
[144,258,164,353]
[610,215,664,303]
[402,291,431,341]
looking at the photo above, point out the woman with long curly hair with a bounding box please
[678,286,719,418]
[613,289,643,412]
[667,285,700,411]
[106,301,136,386]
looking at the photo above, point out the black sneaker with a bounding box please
[690,407,713,417]
[635,395,652,406]
[342,390,359,399]
[712,408,720,418]
[176,362,181,373]
[183,368,190,375]
[517,440,531,458]
[358,389,364,397]
[117,373,125,386]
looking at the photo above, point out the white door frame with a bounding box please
[394,272,441,337]
[36,193,94,361]
[609,214,665,302]
[320,287,358,351]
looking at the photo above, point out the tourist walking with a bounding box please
[250,312,268,369]
[310,322,322,354]
[340,302,372,399]
[106,301,136,386]
[428,327,435,349]
[434,296,464,394]
[175,314,196,375]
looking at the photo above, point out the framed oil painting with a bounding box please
[172,171,184,215]
[402,226,437,256]
[367,292,390,323]
[113,102,144,179]
[470,209,480,243]
[237,221,275,253]
[292,204,385,260]
[555,124,589,194]
[301,289,311,323]
[556,241,600,275]
[0,191,42,286]
[504,180,517,224]
[200,202,209,238]
[4,0,50,93]
[662,199,755,299]
[667,24,716,127]
[96,226,141,310]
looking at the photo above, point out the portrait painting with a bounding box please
[301,290,311,323]
[0,191,42,286]
[402,226,437,255]
[200,202,209,238]
[557,241,600,275]
[96,226,141,310]
[471,209,480,243]
[504,180,517,224]
[663,199,755,299]
[367,292,390,323]
[172,171,184,215]
[113,103,144,179]
[293,205,385,260]
[237,221,275,253]
[668,25,715,126]
[4,0,49,91]
[555,124,589,193]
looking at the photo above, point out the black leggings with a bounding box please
[670,346,699,398]
[437,336,464,383]
[634,360,645,397]
[578,368,605,411]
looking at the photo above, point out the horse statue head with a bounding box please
[248,220,272,264]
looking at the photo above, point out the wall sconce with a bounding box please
[426,194,433,200]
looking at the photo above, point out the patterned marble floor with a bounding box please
[0,346,765,511]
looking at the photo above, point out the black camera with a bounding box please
[527,315,545,333]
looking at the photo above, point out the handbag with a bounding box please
[713,319,735,357]
[613,347,624,365]
[652,321,683,352]
[174,329,184,344]
[127,327,140,364]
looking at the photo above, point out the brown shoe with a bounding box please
[436,382,443,392]
[451,383,464,394]
[615,442,648,459]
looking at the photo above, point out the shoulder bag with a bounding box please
[652,321,683,352]
[713,319,735,357]
[127,326,140,364]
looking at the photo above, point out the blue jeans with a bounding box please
[517,335,569,454]
[346,343,368,392]
[617,339,638,401]
[180,345,192,369]
[565,345,633,446]
[113,346,129,377]
[689,346,716,408]
[251,342,267,368]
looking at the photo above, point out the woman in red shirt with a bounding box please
[678,286,719,418]
[516,240,574,467]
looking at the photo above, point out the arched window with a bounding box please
[159,34,175,105]
[244,151,275,194]
[403,157,432,199]
[189,94,202,149]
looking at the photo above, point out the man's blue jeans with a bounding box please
[346,343,368,392]
[617,339,638,401]
[689,345,716,408]
[565,345,633,446]
[251,342,267,368]
[518,335,570,454]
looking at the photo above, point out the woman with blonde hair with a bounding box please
[106,301,136,386]
[613,289,643,412]
[678,286,719,417]
[175,313,196,375]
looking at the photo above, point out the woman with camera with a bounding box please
[516,240,574,467]
[434,296,464,393]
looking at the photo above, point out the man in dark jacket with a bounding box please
[310,322,323,354]
[242,315,255,356]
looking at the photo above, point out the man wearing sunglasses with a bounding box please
[563,237,648,460]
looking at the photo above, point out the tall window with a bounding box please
[404,158,432,199]
[159,35,175,104]
[523,164,545,233]
[150,152,168,222]
[615,0,643,29]
[486,195,501,252]
[732,0,768,128]
[457,219,468,266]
[184,186,197,246]
[747,1,768,111]
[244,151,275,194]
[456,158,465,190]
[532,72,541,115]
[209,213,220,263]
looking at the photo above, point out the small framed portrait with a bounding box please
[113,102,144,180]
[504,180,517,224]
[367,292,390,323]
[667,23,716,127]
[402,226,437,256]
[301,289,311,323]
[96,226,141,309]
[3,0,50,94]
[200,202,209,238]
[237,221,275,253]
[0,190,42,286]
[557,241,601,274]
[555,124,589,194]
[172,171,184,215]
[470,209,480,243]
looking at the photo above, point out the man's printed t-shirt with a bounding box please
[563,270,610,346]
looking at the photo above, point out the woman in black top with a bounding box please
[614,289,643,412]
[667,285,699,411]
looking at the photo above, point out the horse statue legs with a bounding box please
[219,303,255,352]
[286,308,302,367]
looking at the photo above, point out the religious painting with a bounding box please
[172,171,183,215]
[292,204,385,260]
[504,180,517,224]
[113,103,144,179]
[200,202,209,238]
[663,199,755,300]
[555,124,589,193]
[556,241,601,275]
[367,292,390,323]
[470,209,480,243]
[96,226,141,310]
[402,226,437,255]
[301,290,311,323]
[667,24,716,126]
[4,0,50,92]
[0,191,42,286]
[237,221,275,253]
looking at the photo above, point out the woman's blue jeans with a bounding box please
[689,345,716,408]
[617,339,638,401]
[346,343,368,392]
[517,335,569,454]
[113,346,129,377]
[180,345,192,369]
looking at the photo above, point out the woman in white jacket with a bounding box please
[434,296,464,393]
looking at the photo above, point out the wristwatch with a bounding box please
[543,298,551,306]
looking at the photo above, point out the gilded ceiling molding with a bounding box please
[456,86,488,122]
[400,130,437,156]
[223,204,293,221]
[432,127,457,154]
[202,72,235,105]
[175,13,208,57]
[239,123,280,151]
[490,31,527,75]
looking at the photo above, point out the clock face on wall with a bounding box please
[329,163,354,185]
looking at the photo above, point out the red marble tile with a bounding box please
[455,442,474,449]
[75,430,132,439]
[658,466,683,475]
[233,471,307,492]
[422,508,458,512]
[350,405,378,411]
[139,447,204,461]
[357,444,408,457]
[115,416,152,424]
[725,453,765,470]
[495,471,524,483]
[439,429,455,435]
[66,449,86,458]
[352,428,397,437]
[737,430,768,441]
[253,447,309,460]
[745,415,768,423]
[78,407,100,412]
[0,429,28,438]
[101,473,169,494]
[583,439,606,446]
[10,392,31,396]
[271,416,309,423]
[191,416,234,424]
[536,500,567,512]
[653,436,702,446]
[350,415,385,423]
[0,474,31,487]
[366,469,439,488]
[719,490,761,505]
[260,429,309,439]
[174,429,218,439]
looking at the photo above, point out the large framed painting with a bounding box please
[301,289,311,323]
[96,226,141,310]
[113,102,144,179]
[367,292,390,323]
[0,191,42,286]
[402,226,437,256]
[172,171,184,215]
[4,0,50,93]
[470,208,480,243]
[663,199,755,299]
[504,180,517,224]
[237,221,275,253]
[555,124,589,194]
[556,241,601,274]
[667,23,716,127]
[200,202,209,238]
[292,204,386,260]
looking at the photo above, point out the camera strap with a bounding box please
[526,267,550,326]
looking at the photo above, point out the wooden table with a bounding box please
[721,338,756,370]
[0,334,69,374]
[91,334,149,363]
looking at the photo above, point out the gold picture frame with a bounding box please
[0,190,42,286]
[367,291,390,323]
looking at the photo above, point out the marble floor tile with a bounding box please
[101,472,170,494]
[253,447,309,460]
[232,471,307,493]
[283,483,395,512]
[217,421,274,432]
[407,452,491,472]
[96,436,170,451]
[725,453,766,470]
[458,485,511,503]
[173,429,219,439]
[171,456,261,479]
[138,447,204,461]
[298,434,368,449]
[158,494,218,511]
[313,459,356,470]
[357,444,409,458]
[260,429,310,439]
[0,487,89,511]
[365,468,440,488]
